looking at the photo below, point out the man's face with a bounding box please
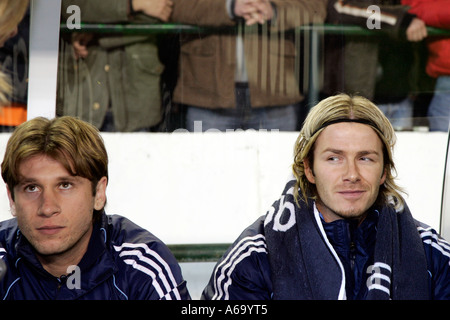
[7,154,107,261]
[304,122,386,223]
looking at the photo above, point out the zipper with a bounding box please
[350,241,356,271]
[56,274,68,295]
[348,220,358,272]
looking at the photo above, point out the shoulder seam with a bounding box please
[417,226,450,260]
[113,242,181,300]
[211,234,267,300]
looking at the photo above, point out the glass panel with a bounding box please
[57,0,326,132]
[441,133,450,239]
[0,3,30,132]
[56,2,450,134]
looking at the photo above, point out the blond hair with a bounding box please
[0,0,29,105]
[292,94,405,211]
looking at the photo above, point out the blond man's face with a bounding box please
[304,122,386,223]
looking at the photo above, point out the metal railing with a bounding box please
[60,23,450,36]
[167,243,230,262]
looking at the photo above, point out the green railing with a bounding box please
[60,23,450,36]
[167,243,230,263]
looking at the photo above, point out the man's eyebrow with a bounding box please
[16,175,78,185]
[322,148,381,156]
[322,148,344,154]
[16,177,37,185]
[358,150,381,156]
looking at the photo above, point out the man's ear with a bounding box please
[6,185,16,217]
[380,167,387,185]
[94,176,108,211]
[303,159,316,184]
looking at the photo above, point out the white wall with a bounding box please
[0,130,447,244]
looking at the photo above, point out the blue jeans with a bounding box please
[428,76,450,132]
[377,97,413,131]
[185,83,300,132]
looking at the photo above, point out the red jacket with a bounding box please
[402,0,450,78]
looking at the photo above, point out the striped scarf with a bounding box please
[264,179,430,300]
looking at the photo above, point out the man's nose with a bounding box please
[38,189,61,217]
[343,160,361,183]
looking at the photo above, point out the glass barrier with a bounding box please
[53,2,450,134]
[1,2,450,134]
[0,7,29,132]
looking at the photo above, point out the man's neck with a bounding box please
[314,201,369,226]
[36,227,93,278]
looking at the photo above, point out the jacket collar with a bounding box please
[15,213,118,296]
[319,208,379,256]
[318,205,379,299]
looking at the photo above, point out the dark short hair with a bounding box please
[1,116,108,218]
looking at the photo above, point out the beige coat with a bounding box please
[171,0,327,109]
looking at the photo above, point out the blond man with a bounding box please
[202,94,450,300]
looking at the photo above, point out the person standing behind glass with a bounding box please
[58,0,173,132]
[0,0,29,106]
[402,0,450,131]
[170,0,327,132]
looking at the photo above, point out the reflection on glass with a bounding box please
[0,0,29,132]
[54,1,450,134]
